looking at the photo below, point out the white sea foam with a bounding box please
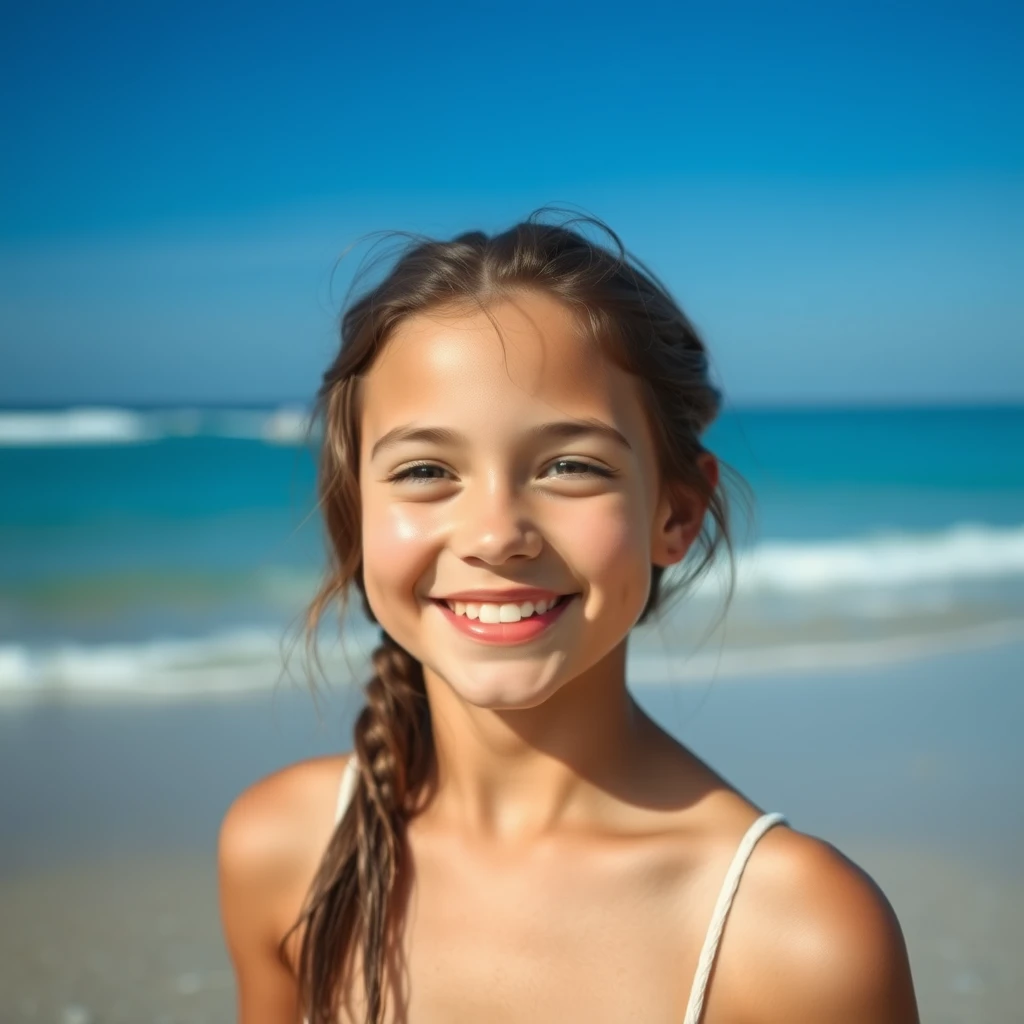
[0,408,157,446]
[702,523,1024,597]
[0,406,312,447]
[260,406,313,444]
[0,628,373,702]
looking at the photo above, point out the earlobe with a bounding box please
[650,498,694,568]
[650,453,719,568]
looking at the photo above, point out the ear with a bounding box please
[650,452,719,568]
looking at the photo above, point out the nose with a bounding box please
[450,476,543,565]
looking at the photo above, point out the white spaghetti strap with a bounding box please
[681,812,787,1024]
[334,756,360,825]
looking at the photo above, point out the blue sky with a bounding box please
[1,0,1021,405]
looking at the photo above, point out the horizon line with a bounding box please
[1,397,1023,413]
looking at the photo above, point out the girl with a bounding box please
[219,213,920,1023]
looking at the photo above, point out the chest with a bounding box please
[374,833,727,1024]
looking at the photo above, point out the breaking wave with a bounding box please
[0,406,312,447]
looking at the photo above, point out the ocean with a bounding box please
[2,404,1024,1024]
[2,403,1022,701]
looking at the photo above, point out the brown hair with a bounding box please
[294,209,745,1022]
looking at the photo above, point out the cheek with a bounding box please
[361,500,435,605]
[564,497,651,610]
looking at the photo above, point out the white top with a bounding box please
[333,758,786,1024]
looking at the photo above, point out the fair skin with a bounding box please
[220,290,920,1022]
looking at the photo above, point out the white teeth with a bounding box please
[445,596,563,621]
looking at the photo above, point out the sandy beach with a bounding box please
[2,638,1022,1023]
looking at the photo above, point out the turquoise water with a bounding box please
[1,404,1022,698]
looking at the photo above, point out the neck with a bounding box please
[422,640,651,839]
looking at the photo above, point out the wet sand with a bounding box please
[2,639,1022,1023]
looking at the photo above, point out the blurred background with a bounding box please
[1,2,1021,1022]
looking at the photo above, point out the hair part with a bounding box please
[291,208,747,1023]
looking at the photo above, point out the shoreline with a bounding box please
[1,616,1021,707]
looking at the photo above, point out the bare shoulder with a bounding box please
[717,823,920,1024]
[219,754,350,884]
[218,754,351,1021]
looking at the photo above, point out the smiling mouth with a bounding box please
[432,594,574,623]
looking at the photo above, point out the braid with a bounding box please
[351,632,430,1020]
[297,631,431,1024]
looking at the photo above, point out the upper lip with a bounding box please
[430,588,574,603]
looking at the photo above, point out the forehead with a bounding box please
[361,290,646,437]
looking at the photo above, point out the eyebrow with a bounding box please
[370,418,632,461]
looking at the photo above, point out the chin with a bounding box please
[436,661,570,712]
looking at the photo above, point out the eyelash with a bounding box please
[387,459,617,485]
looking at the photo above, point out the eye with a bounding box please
[387,462,450,484]
[544,459,615,479]
[386,458,617,486]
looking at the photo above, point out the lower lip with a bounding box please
[433,596,576,645]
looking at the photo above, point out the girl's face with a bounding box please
[358,289,702,710]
